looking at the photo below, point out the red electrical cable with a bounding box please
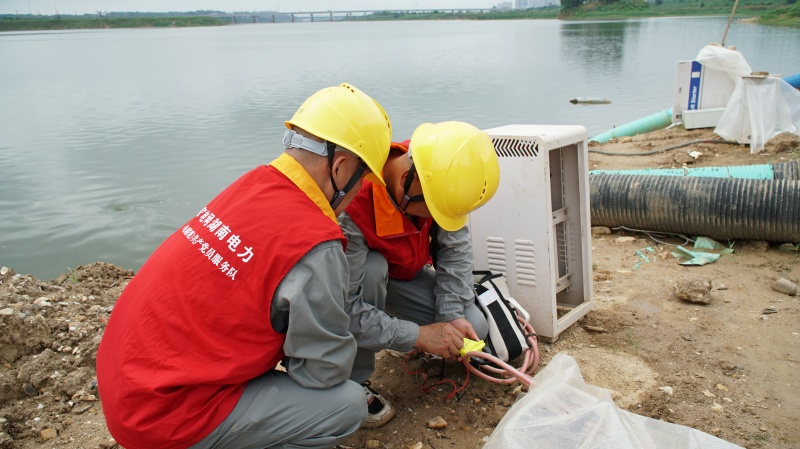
[461,317,539,387]
[402,315,540,396]
[402,350,471,399]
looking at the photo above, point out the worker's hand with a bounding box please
[415,322,464,360]
[448,318,478,341]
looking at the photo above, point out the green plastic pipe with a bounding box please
[588,151,799,181]
[590,164,775,179]
[590,108,673,144]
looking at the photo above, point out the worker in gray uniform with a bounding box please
[98,83,393,449]
[339,121,501,428]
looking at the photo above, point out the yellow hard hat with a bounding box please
[409,121,500,232]
[285,83,391,185]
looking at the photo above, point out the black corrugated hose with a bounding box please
[590,173,800,243]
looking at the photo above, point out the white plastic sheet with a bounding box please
[695,45,752,85]
[483,353,744,449]
[714,76,800,153]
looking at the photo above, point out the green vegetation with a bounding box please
[0,16,225,32]
[0,0,797,31]
[347,8,560,21]
[625,330,641,355]
[560,0,796,20]
[353,0,797,26]
[757,3,800,25]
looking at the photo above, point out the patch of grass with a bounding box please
[64,265,80,284]
[725,241,740,262]
[626,330,641,354]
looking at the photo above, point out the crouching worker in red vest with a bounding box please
[95,83,392,449]
[340,122,501,427]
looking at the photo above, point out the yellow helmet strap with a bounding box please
[398,163,425,213]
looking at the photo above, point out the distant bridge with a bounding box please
[213,9,496,24]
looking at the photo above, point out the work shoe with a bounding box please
[361,381,396,428]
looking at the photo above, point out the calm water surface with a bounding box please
[1,18,799,279]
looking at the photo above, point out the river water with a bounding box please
[1,17,799,279]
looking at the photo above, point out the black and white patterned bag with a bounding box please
[473,271,533,362]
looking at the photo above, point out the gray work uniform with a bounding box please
[191,240,366,449]
[339,212,489,384]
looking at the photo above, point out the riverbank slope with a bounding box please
[1,126,798,448]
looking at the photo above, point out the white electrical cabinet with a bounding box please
[470,125,593,342]
[672,60,737,123]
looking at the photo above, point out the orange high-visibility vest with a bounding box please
[346,142,434,281]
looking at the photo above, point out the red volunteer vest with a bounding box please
[346,174,434,281]
[96,163,344,449]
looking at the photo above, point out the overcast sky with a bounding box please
[1,0,501,15]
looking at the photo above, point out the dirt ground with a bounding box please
[1,126,798,449]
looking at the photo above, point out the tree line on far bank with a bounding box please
[0,15,226,31]
[559,0,797,21]
[1,0,798,31]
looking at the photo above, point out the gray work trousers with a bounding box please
[189,371,366,449]
[350,250,489,384]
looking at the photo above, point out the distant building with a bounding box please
[519,0,560,7]
[498,0,559,10]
